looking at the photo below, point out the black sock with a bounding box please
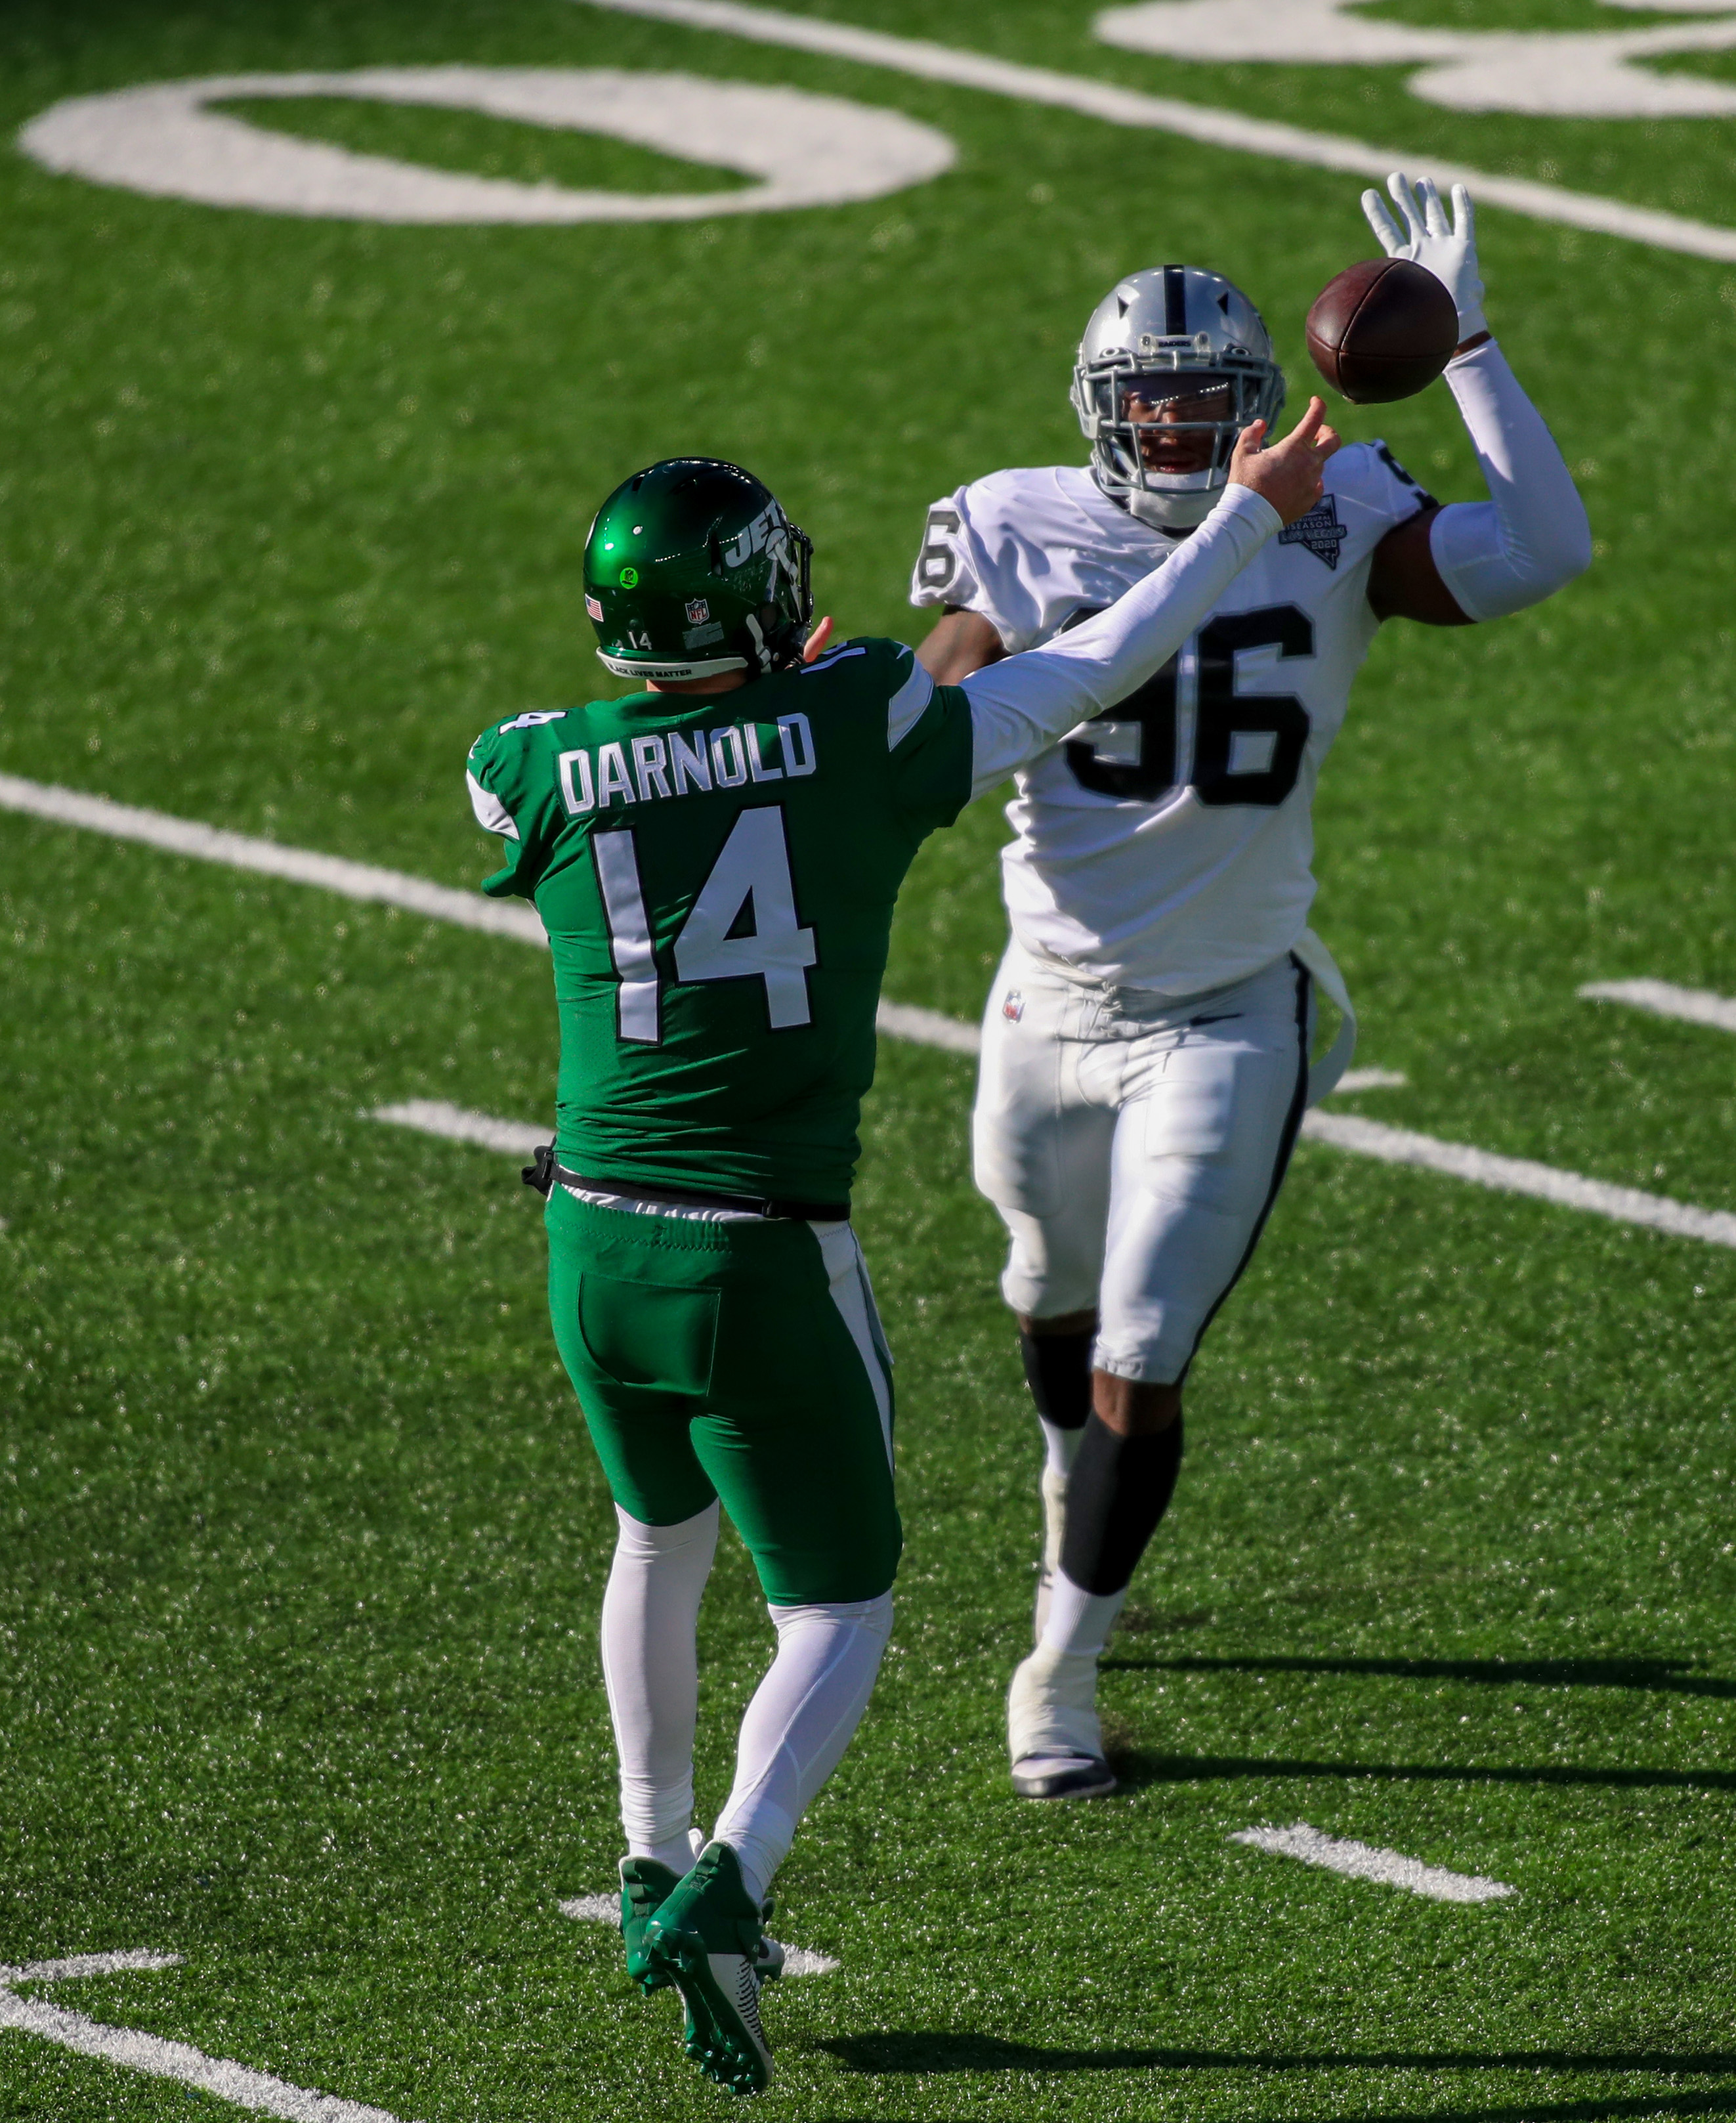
[1017,1327,1093,1430]
[1059,1413,1185,1597]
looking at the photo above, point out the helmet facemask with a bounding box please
[1070,269,1286,532]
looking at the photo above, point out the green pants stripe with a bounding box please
[545,1187,901,1607]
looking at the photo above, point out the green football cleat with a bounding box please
[642,1841,775,2095]
[619,1855,685,1996]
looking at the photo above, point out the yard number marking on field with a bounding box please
[559,1897,841,1975]
[19,68,954,225]
[580,0,1736,263]
[0,1952,413,2122]
[1,771,1729,1251]
[1231,1823,1515,1904]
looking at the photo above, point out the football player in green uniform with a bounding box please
[466,413,1334,2093]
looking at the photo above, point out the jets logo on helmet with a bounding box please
[1070,265,1285,531]
[583,458,815,686]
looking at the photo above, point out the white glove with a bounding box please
[1361,172,1487,344]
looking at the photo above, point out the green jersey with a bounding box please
[467,638,973,1205]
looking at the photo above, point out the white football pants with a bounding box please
[973,941,1311,1385]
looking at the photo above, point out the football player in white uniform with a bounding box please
[910,177,1592,1801]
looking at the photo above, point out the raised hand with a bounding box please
[1228,397,1341,526]
[1362,173,1487,345]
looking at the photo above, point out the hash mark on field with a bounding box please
[0,1952,413,2120]
[1334,1067,1407,1091]
[1231,1822,1515,1903]
[559,1896,840,1975]
[1581,977,1736,1035]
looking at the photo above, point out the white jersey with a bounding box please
[910,448,1432,995]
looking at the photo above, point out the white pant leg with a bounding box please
[712,1593,895,1906]
[600,1500,719,1860]
[974,943,1117,1319]
[1095,956,1311,1384]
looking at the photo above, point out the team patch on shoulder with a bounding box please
[498,710,571,733]
[1279,496,1348,571]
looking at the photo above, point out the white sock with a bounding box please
[1040,1417,1085,1480]
[712,1593,893,1908]
[599,1501,719,1860]
[1040,1568,1127,1658]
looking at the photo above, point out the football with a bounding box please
[1305,257,1460,403]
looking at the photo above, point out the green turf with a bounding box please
[3,1,1736,2118]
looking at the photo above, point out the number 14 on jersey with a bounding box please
[593,805,816,1043]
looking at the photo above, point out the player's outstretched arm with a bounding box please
[1362,175,1592,626]
[958,402,1339,796]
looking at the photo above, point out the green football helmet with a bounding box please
[583,458,814,685]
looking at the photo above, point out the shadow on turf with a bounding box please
[1104,1750,1736,1791]
[1100,1653,1736,1699]
[821,2036,1736,2113]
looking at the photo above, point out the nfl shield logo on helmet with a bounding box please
[685,597,711,624]
[585,593,604,622]
[1002,989,1025,1022]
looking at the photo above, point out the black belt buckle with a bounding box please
[522,1142,559,1196]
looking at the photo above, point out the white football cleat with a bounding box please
[1007,1643,1117,1800]
[1032,1465,1069,1646]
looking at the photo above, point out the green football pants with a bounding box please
[545,1186,901,1606]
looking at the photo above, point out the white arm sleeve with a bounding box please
[960,484,1281,798]
[1428,339,1592,623]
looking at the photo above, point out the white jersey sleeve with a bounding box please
[910,469,1120,654]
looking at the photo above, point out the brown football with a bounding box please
[1305,258,1458,404]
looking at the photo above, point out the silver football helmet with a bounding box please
[1071,265,1286,530]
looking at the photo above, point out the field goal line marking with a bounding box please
[0,1952,415,2122]
[1231,1822,1515,1904]
[578,0,1736,263]
[3,771,1729,1249]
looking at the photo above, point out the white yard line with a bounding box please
[578,0,1736,263]
[0,1955,413,2122]
[559,1896,840,1975]
[1580,977,1736,1035]
[5,771,1729,1249]
[0,772,929,1050]
[0,773,545,946]
[370,1099,547,1157]
[1231,1822,1515,1904]
[1300,1109,1736,1247]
